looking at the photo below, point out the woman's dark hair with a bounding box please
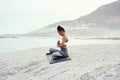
[57,25,65,32]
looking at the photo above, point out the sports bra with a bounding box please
[59,37,68,45]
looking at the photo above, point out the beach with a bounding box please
[0,40,120,80]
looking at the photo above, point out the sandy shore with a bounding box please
[0,43,120,80]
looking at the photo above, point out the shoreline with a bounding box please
[0,38,120,54]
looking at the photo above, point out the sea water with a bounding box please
[0,37,120,54]
[0,37,57,53]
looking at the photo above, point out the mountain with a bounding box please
[75,0,120,29]
[26,0,120,37]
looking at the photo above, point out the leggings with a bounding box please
[49,48,68,57]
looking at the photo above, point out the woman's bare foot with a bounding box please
[52,56,58,59]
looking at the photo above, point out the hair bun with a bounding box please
[57,25,65,32]
[57,25,62,29]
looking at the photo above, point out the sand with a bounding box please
[0,43,120,80]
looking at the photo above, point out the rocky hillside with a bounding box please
[26,0,120,37]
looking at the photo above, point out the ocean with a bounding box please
[0,37,57,54]
[0,37,120,54]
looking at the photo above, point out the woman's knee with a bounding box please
[49,48,54,53]
[49,48,60,53]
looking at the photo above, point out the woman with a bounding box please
[49,25,69,59]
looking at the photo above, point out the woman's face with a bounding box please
[58,31,64,36]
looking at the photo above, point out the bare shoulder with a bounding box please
[62,35,68,42]
[62,35,67,39]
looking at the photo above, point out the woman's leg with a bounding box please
[49,48,64,58]
[61,48,68,57]
[52,52,63,57]
[49,48,60,53]
[49,48,68,58]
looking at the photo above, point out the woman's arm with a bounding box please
[57,37,66,48]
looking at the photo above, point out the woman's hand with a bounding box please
[57,40,61,47]
[57,40,60,45]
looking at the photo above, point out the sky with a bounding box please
[0,0,117,34]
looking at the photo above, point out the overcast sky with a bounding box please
[0,0,117,34]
